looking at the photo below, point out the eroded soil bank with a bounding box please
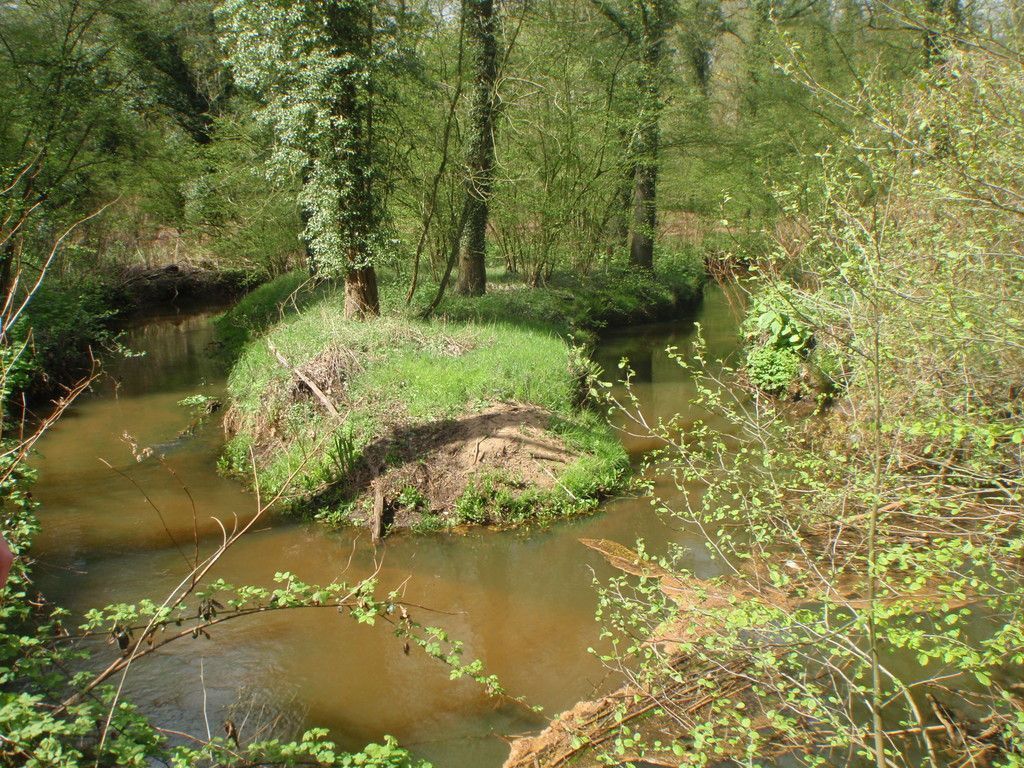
[328,403,579,531]
[118,263,253,310]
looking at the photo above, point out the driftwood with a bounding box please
[268,341,340,418]
[504,538,995,768]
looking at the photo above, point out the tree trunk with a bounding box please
[628,41,663,271]
[613,128,634,250]
[456,0,498,297]
[923,0,962,65]
[344,266,380,319]
[629,158,656,270]
[458,198,488,295]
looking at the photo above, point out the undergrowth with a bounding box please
[217,260,683,528]
[423,249,705,339]
[9,277,130,398]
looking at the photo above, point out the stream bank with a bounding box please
[217,262,704,534]
[16,264,256,403]
[28,287,738,767]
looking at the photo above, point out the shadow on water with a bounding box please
[30,287,743,767]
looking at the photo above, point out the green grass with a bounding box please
[214,270,327,358]
[220,251,704,528]
[222,300,626,514]
[419,248,705,338]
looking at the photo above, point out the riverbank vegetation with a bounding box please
[3,0,1024,765]
[219,281,617,531]
[507,38,1024,768]
[215,260,702,531]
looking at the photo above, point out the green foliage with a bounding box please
[7,0,998,764]
[222,282,629,524]
[13,278,128,395]
[657,246,708,299]
[743,294,813,352]
[217,0,404,278]
[395,485,427,510]
[450,470,604,528]
[745,344,801,393]
[586,46,1024,767]
[741,292,815,392]
[1,0,143,223]
[328,424,362,480]
[182,114,305,277]
[428,256,704,337]
[315,501,357,528]
[214,271,325,358]
[176,393,215,412]
[409,510,445,534]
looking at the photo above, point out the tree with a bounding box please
[107,0,225,145]
[0,0,140,298]
[455,0,500,296]
[218,0,385,318]
[531,41,1024,768]
[591,0,677,270]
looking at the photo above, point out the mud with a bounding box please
[344,402,576,528]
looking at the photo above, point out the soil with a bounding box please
[118,264,251,310]
[343,402,576,529]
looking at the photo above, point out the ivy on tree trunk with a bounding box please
[219,0,384,318]
[456,0,499,297]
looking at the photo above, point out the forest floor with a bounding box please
[216,258,704,533]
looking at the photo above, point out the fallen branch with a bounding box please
[268,340,340,418]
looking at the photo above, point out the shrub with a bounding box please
[745,345,801,393]
[14,277,128,396]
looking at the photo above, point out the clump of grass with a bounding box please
[449,469,605,529]
[214,270,326,358]
[222,287,629,523]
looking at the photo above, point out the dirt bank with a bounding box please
[338,403,578,531]
[118,264,252,311]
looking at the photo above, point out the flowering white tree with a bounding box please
[218,0,386,318]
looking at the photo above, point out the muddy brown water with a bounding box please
[30,289,741,767]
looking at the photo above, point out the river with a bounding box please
[29,288,740,767]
